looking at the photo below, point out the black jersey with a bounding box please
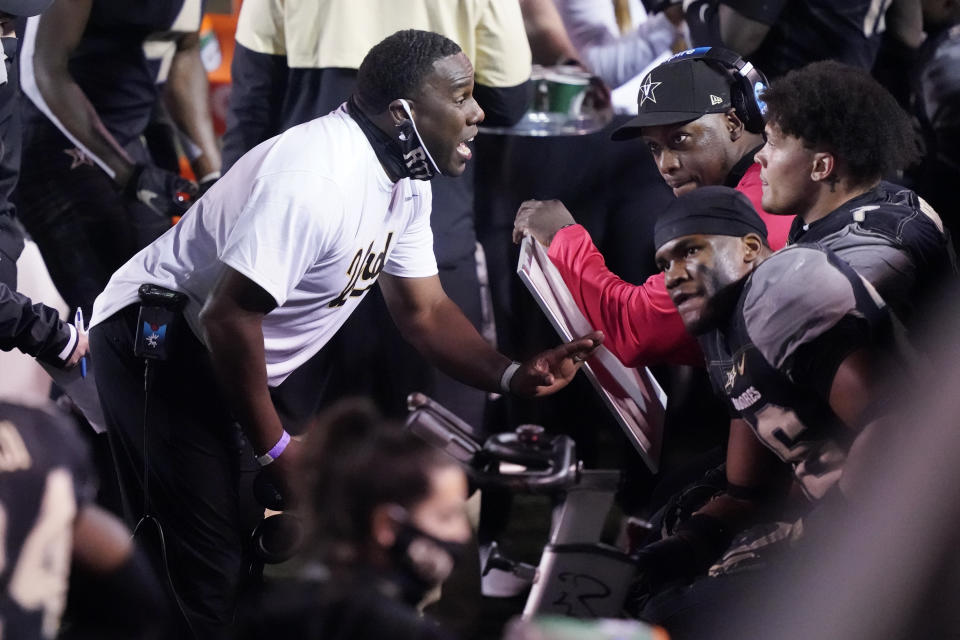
[722,0,891,78]
[0,401,95,639]
[700,246,891,500]
[788,182,957,326]
[21,0,203,149]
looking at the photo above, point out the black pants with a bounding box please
[18,121,170,315]
[90,305,262,639]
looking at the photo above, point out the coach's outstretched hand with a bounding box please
[510,331,603,397]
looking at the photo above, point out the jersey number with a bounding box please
[0,469,75,639]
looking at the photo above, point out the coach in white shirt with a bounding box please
[87,30,601,637]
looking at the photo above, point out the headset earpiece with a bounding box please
[669,47,769,134]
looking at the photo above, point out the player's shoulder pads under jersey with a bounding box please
[741,245,885,371]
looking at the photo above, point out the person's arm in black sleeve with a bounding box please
[472,81,530,127]
[220,42,290,171]
[0,283,87,368]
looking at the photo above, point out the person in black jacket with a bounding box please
[239,399,471,640]
[0,0,85,370]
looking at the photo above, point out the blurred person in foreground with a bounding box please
[0,400,165,639]
[239,399,470,640]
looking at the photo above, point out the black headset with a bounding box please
[666,47,770,134]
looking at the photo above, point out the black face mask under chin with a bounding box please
[347,96,442,182]
[388,521,466,606]
[395,99,442,181]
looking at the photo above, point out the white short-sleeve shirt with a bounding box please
[91,106,437,386]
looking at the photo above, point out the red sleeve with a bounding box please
[547,225,703,368]
[736,163,795,251]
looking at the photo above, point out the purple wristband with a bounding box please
[257,430,291,466]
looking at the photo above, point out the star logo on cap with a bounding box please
[638,74,662,106]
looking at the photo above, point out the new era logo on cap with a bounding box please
[611,57,735,141]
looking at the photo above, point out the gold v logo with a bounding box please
[724,353,747,392]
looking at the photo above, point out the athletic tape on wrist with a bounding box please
[500,361,522,394]
[257,431,291,467]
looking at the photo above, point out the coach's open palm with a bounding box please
[510,331,603,397]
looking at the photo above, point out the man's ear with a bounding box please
[371,504,398,548]
[388,99,412,127]
[742,233,765,263]
[810,151,836,183]
[725,108,745,141]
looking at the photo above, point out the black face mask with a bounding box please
[388,521,467,606]
[346,96,441,182]
[395,99,442,181]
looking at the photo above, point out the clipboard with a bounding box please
[517,236,666,472]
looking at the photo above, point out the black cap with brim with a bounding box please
[612,56,734,141]
[611,111,699,141]
[0,0,53,17]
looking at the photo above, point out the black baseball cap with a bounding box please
[654,186,767,250]
[612,56,734,141]
[0,0,53,17]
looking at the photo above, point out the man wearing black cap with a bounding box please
[628,186,902,629]
[513,48,793,369]
[0,0,88,370]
